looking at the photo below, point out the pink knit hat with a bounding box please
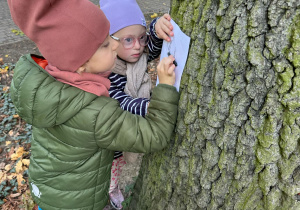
[8,0,110,72]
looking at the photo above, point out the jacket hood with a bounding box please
[10,54,99,128]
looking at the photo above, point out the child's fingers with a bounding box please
[158,29,171,42]
[161,55,175,72]
[157,24,173,41]
[162,14,173,31]
[163,13,171,21]
[157,55,176,85]
[160,17,173,32]
[167,64,176,76]
[155,15,174,41]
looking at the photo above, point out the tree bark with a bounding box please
[131,0,300,209]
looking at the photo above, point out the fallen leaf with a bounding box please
[7,146,15,159]
[11,147,25,160]
[6,141,12,146]
[2,86,9,92]
[5,55,9,57]
[7,173,16,180]
[0,68,8,74]
[8,130,14,137]
[0,171,7,183]
[13,114,19,118]
[22,159,30,167]
[10,193,21,198]
[151,13,158,18]
[15,160,23,173]
[5,164,12,171]
[16,173,25,187]
[0,162,5,169]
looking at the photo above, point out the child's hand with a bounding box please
[157,55,176,86]
[155,14,174,42]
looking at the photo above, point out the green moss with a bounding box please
[199,0,212,25]
[278,154,300,181]
[278,181,299,197]
[265,187,282,210]
[202,141,219,168]
[184,100,198,124]
[247,39,266,68]
[235,174,262,209]
[196,51,210,83]
[180,71,189,90]
[192,0,202,23]
[279,122,300,159]
[217,0,228,16]
[273,57,291,73]
[220,41,233,63]
[278,66,294,94]
[258,164,278,196]
[222,66,234,91]
[170,0,180,20]
[188,79,201,100]
[187,155,197,192]
[175,0,188,26]
[218,150,226,171]
[182,4,194,34]
[257,115,279,148]
[285,13,300,68]
[282,68,300,109]
[256,144,280,165]
[247,0,267,37]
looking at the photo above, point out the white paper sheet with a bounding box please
[156,19,190,92]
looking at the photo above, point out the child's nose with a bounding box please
[133,39,141,49]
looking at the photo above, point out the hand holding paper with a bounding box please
[157,55,176,86]
[155,13,174,42]
[156,19,190,92]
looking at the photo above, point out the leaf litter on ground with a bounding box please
[0,57,33,210]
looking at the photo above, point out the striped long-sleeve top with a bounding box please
[109,17,163,117]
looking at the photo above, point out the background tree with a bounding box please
[130,0,300,209]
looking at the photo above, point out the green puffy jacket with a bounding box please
[10,54,179,210]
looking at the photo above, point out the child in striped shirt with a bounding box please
[101,0,174,209]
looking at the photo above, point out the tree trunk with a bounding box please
[131,0,300,209]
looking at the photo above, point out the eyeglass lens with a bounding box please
[122,34,149,49]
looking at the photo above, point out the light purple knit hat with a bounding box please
[100,0,146,35]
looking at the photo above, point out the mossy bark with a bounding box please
[130,0,300,209]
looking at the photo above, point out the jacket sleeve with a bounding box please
[95,84,179,153]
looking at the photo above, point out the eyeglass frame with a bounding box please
[110,32,149,49]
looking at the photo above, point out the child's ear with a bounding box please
[76,66,86,74]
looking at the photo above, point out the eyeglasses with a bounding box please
[110,32,149,49]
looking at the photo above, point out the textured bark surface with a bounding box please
[131,0,300,209]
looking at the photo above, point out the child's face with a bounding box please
[83,35,119,74]
[113,25,147,63]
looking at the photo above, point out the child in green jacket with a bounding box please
[8,0,178,209]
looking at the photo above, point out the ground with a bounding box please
[0,39,41,64]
